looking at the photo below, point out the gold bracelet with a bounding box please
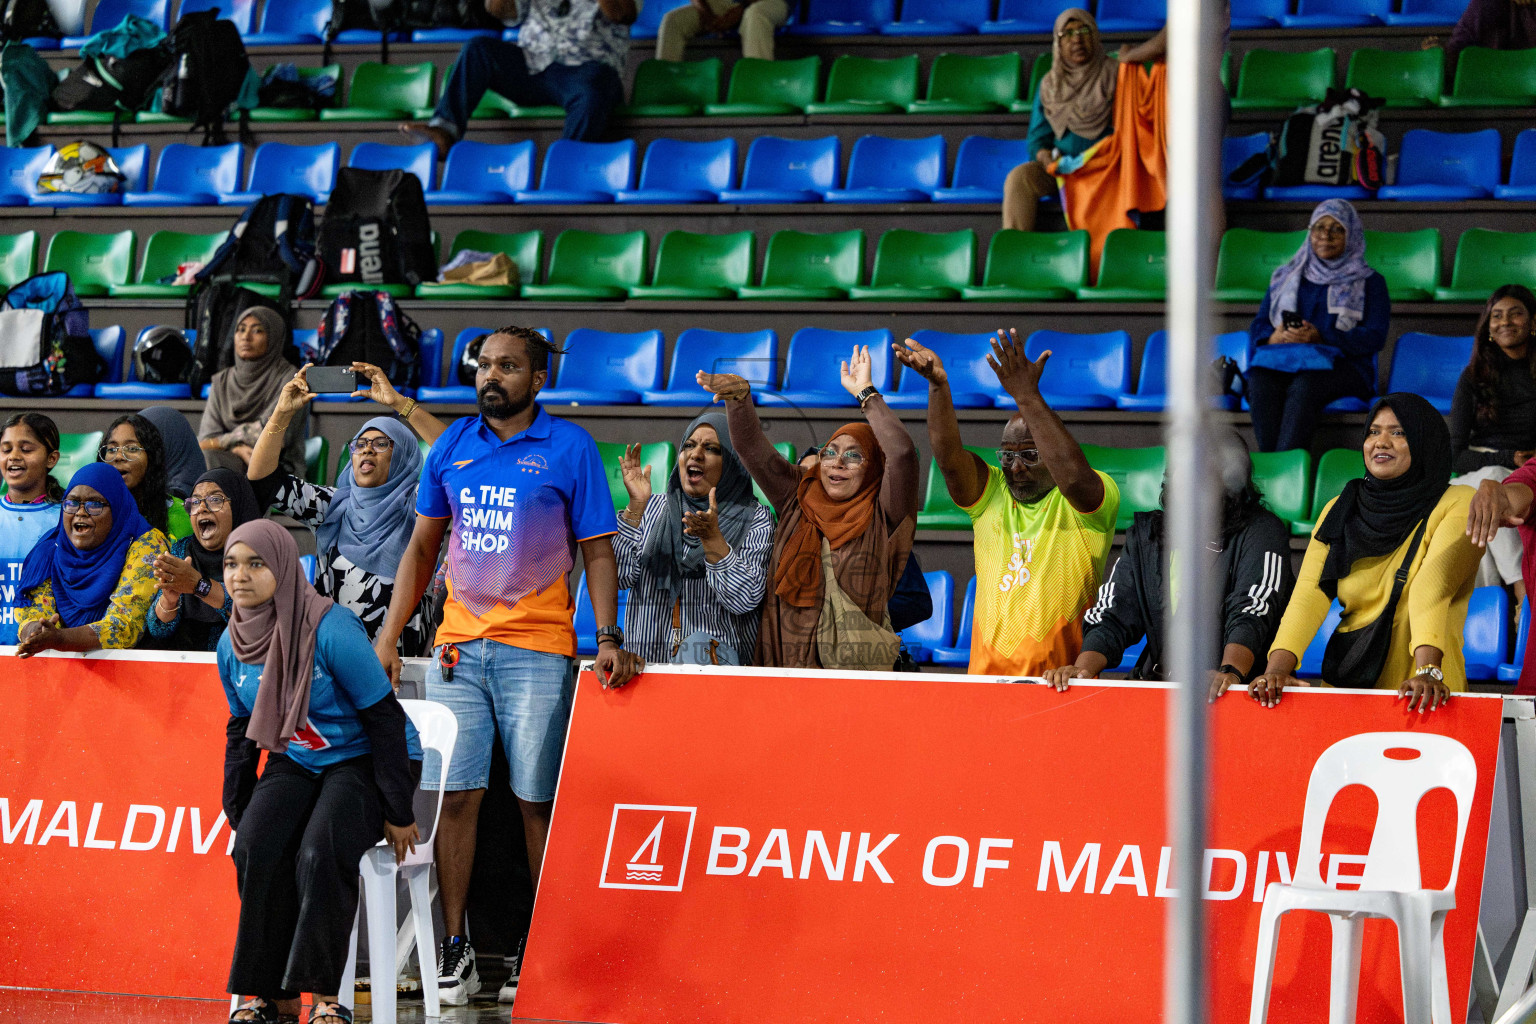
[398,398,418,420]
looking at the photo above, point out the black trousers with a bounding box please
[228,754,383,999]
[1247,367,1370,453]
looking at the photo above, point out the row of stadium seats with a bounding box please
[1230,46,1536,111]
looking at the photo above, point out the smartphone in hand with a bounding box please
[306,366,357,394]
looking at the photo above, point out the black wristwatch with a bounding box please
[596,625,624,649]
[1219,663,1246,682]
[195,576,213,598]
[855,385,881,406]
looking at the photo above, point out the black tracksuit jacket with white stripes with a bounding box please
[1081,509,1296,680]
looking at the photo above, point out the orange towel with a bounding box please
[1052,61,1168,282]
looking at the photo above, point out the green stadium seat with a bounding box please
[849,229,976,301]
[1435,229,1536,302]
[55,431,104,486]
[622,58,721,116]
[109,231,223,298]
[962,230,1089,301]
[916,447,999,530]
[907,53,1020,114]
[1231,48,1336,110]
[168,497,192,541]
[1078,230,1166,301]
[738,229,864,301]
[319,62,435,121]
[1292,448,1364,535]
[248,64,340,121]
[706,56,819,115]
[1250,449,1312,528]
[0,231,38,288]
[806,54,919,114]
[520,229,648,301]
[1344,47,1444,108]
[596,440,676,513]
[305,436,329,486]
[1021,51,1051,106]
[1211,229,1307,303]
[1364,228,1441,301]
[752,440,799,511]
[44,230,135,297]
[416,229,542,300]
[1082,444,1165,531]
[629,230,754,300]
[1439,46,1536,107]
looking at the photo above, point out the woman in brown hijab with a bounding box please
[698,346,919,669]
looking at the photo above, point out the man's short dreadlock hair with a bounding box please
[490,325,565,375]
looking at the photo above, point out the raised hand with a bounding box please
[986,328,1048,402]
[696,370,751,403]
[274,365,317,420]
[350,361,403,410]
[892,337,948,386]
[840,345,874,398]
[619,443,653,509]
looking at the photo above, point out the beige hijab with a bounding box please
[1037,7,1119,141]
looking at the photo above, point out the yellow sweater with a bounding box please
[17,529,169,650]
[1270,487,1482,691]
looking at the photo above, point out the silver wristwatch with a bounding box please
[1414,664,1445,684]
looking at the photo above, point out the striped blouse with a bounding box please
[614,495,775,664]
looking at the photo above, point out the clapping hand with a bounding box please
[153,552,202,596]
[16,614,63,659]
[683,487,722,544]
[986,327,1048,402]
[840,345,874,399]
[619,443,653,509]
[892,337,948,386]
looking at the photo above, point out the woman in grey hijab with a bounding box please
[199,306,306,477]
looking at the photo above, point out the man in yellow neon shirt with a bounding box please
[894,328,1119,677]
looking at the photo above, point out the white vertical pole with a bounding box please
[1163,0,1225,1022]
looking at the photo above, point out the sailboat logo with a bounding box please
[600,804,698,892]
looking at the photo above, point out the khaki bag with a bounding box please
[441,252,519,287]
[815,539,901,671]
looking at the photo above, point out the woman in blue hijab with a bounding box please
[1246,199,1391,453]
[15,462,170,655]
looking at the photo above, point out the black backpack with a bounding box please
[0,0,59,42]
[158,8,251,144]
[323,0,499,61]
[317,167,437,289]
[53,21,173,144]
[309,289,421,388]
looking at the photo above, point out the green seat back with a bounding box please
[596,440,676,513]
[305,436,329,486]
[55,431,103,486]
[630,58,721,109]
[0,231,37,288]
[869,229,976,290]
[1093,229,1167,294]
[980,230,1089,292]
[821,54,919,106]
[1213,229,1307,298]
[916,447,1001,529]
[1363,228,1441,301]
[44,230,135,293]
[136,231,223,284]
[1310,448,1365,523]
[1082,444,1165,531]
[752,441,800,511]
[1448,46,1536,102]
[167,496,192,541]
[1446,229,1536,295]
[450,229,543,285]
[757,229,864,291]
[1236,48,1336,105]
[1250,449,1312,526]
[924,52,1020,107]
[649,230,754,290]
[347,61,435,110]
[1025,52,1052,100]
[1345,47,1443,107]
[723,55,818,109]
[545,230,649,290]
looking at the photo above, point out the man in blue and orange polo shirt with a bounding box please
[373,326,642,1006]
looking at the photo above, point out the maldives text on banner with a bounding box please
[516,668,1504,1024]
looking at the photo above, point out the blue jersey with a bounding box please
[0,497,58,645]
[218,604,422,771]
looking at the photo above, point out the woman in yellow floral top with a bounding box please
[15,463,168,655]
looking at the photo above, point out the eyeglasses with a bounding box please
[997,448,1042,467]
[98,444,145,460]
[62,499,108,517]
[819,446,866,467]
[185,494,230,513]
[350,437,396,454]
[1057,26,1092,40]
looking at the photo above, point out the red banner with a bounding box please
[516,668,1504,1024]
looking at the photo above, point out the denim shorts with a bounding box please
[422,639,576,802]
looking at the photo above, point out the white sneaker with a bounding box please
[437,936,481,1006]
[497,934,525,1004]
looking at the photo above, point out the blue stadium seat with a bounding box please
[1093,0,1164,31]
[1384,333,1473,414]
[932,136,1034,203]
[1264,182,1373,202]
[1464,586,1510,680]
[540,328,664,405]
[930,576,975,667]
[1119,331,1255,412]
[1115,634,1149,673]
[0,146,49,206]
[425,140,535,204]
[1499,599,1529,683]
[1376,129,1501,201]
[980,0,1080,33]
[95,327,195,400]
[33,145,147,207]
[62,328,125,397]
[615,138,736,204]
[885,330,1003,410]
[900,571,955,662]
[573,571,631,654]
[1322,353,1376,413]
[1384,0,1464,25]
[1023,329,1133,410]
[1222,132,1270,200]
[125,143,242,207]
[628,0,690,38]
[790,0,896,34]
[418,326,551,403]
[824,134,945,203]
[1229,0,1288,27]
[1496,130,1536,201]
[348,141,435,191]
[1296,599,1344,677]
[1215,331,1252,412]
[62,0,169,46]
[222,142,340,204]
[881,0,988,34]
[417,326,443,389]
[1279,0,1386,27]
[178,0,255,31]
[243,0,329,42]
[718,136,839,203]
[513,139,635,204]
[759,327,895,409]
[300,554,316,585]
[410,25,497,40]
[641,328,778,406]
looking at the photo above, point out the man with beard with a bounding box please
[373,326,641,1007]
[893,329,1119,677]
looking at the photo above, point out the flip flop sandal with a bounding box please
[229,998,280,1024]
[309,1002,353,1024]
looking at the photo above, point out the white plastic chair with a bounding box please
[1249,731,1478,1024]
[337,699,457,1024]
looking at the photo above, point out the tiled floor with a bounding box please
[0,988,521,1023]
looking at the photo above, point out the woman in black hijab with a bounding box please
[1252,393,1482,712]
[141,467,262,651]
